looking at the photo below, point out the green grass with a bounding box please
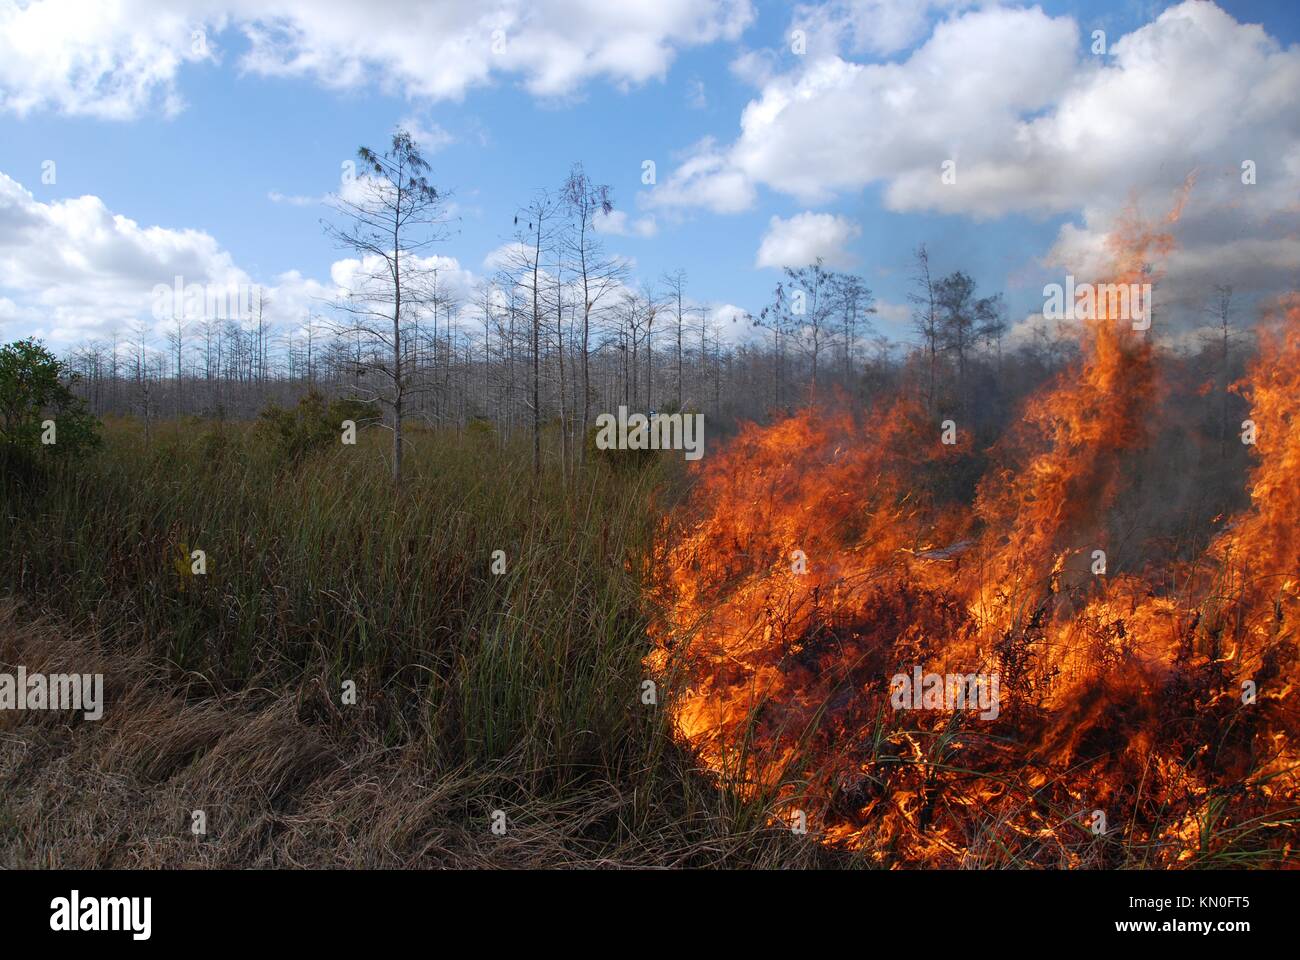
[0,416,839,867]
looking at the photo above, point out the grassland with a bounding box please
[0,416,837,867]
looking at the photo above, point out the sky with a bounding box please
[0,0,1298,351]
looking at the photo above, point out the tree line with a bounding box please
[56,130,1244,484]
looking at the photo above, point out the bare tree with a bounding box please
[976,293,1008,374]
[324,129,451,485]
[561,164,625,463]
[253,287,270,386]
[129,319,154,446]
[661,269,693,410]
[500,192,561,477]
[547,242,570,477]
[642,282,661,410]
[831,273,876,385]
[909,244,941,415]
[935,270,977,404]
[1201,283,1243,460]
[757,259,835,406]
[615,287,653,408]
[165,315,187,420]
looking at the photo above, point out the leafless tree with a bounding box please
[757,259,836,406]
[500,192,561,477]
[561,164,626,461]
[661,269,694,410]
[910,244,941,416]
[324,128,452,485]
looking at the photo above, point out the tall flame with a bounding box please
[646,198,1299,866]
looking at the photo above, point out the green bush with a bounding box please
[255,390,377,465]
[584,422,660,471]
[0,338,101,464]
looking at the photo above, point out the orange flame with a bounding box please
[646,198,1299,867]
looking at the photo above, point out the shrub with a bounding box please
[0,338,101,464]
[255,390,376,465]
[465,417,496,446]
[584,422,659,470]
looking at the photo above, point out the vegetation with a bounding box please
[325,130,452,485]
[0,277,1279,868]
[0,412,844,866]
[0,338,100,467]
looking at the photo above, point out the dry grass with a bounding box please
[2,420,843,867]
[0,600,838,868]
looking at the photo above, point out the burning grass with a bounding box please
[646,215,1300,867]
[2,205,1295,869]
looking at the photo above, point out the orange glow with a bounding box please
[646,200,1299,866]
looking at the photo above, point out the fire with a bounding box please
[646,205,1299,867]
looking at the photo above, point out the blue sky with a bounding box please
[1,0,1298,350]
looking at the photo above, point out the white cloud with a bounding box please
[790,0,976,59]
[755,211,861,269]
[397,116,455,154]
[659,2,1300,220]
[0,0,755,118]
[686,77,707,109]
[0,0,216,118]
[267,190,320,206]
[709,302,749,324]
[707,301,760,346]
[728,49,778,87]
[653,1,1300,316]
[482,240,529,273]
[593,209,658,238]
[724,6,1081,208]
[330,251,474,307]
[0,169,475,347]
[642,137,756,214]
[872,298,910,334]
[0,170,251,342]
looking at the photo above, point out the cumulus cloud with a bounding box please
[0,0,754,118]
[713,0,1300,222]
[686,77,708,110]
[642,138,756,214]
[397,116,456,154]
[789,0,976,59]
[0,1,216,118]
[330,251,475,312]
[708,301,762,346]
[593,209,658,238]
[481,241,529,273]
[0,170,251,342]
[655,1,1300,317]
[872,298,911,335]
[267,190,320,207]
[723,6,1082,208]
[755,211,861,268]
[0,169,489,347]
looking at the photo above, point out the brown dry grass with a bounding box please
[0,601,829,868]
